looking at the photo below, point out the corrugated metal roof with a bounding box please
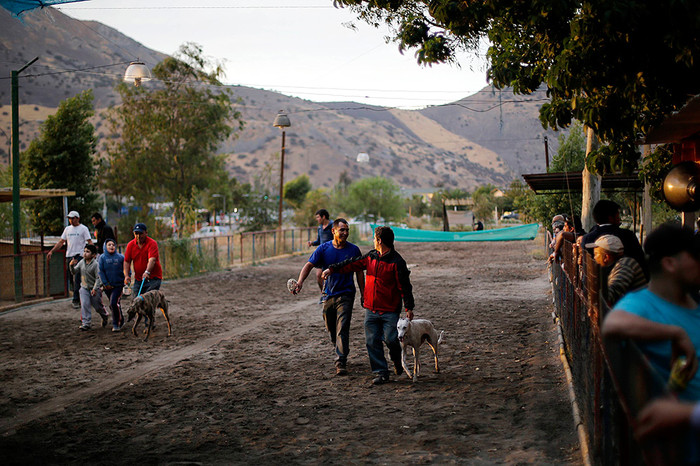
[522,172,643,194]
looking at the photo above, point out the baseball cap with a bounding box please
[586,235,624,254]
[133,223,147,233]
[67,211,80,218]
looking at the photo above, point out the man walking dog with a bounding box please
[323,226,415,385]
[292,218,363,376]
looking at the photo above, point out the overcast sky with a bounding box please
[56,0,490,109]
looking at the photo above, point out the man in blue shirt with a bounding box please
[602,223,700,401]
[293,218,364,376]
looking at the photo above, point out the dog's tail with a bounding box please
[438,330,445,345]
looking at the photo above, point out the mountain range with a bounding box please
[0,7,562,192]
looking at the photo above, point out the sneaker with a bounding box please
[372,374,390,385]
[112,326,121,332]
[101,315,109,328]
[78,324,91,331]
[72,301,80,309]
[335,363,348,376]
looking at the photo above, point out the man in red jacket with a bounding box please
[323,226,415,385]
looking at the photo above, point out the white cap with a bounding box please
[586,235,624,254]
[67,211,80,218]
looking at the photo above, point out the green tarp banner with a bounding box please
[370,223,540,242]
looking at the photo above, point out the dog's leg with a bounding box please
[428,330,440,373]
[132,314,142,337]
[401,344,412,379]
[160,300,172,337]
[413,346,420,382]
[144,313,153,342]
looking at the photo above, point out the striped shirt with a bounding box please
[607,256,647,305]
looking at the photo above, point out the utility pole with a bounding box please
[12,56,39,303]
[544,136,550,170]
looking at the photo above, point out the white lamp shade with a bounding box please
[124,62,151,85]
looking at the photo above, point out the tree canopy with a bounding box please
[335,0,700,173]
[103,43,245,223]
[23,90,98,234]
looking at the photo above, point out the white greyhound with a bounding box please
[396,317,444,382]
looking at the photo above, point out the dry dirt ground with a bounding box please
[0,240,581,465]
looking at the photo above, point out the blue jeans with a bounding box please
[322,293,354,365]
[364,310,402,376]
[104,286,124,330]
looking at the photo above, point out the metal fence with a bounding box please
[550,237,687,464]
[0,227,317,305]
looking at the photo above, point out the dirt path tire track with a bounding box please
[0,296,316,436]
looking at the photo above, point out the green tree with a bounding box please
[284,174,312,208]
[292,188,332,227]
[472,185,499,222]
[23,90,98,235]
[341,176,405,222]
[104,43,245,226]
[335,0,700,174]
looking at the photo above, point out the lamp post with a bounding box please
[11,56,38,303]
[273,111,291,233]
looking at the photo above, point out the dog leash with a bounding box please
[136,277,147,299]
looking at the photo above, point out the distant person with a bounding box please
[550,214,565,249]
[474,219,484,231]
[292,218,363,376]
[602,223,700,402]
[47,211,93,309]
[98,238,125,332]
[91,212,115,254]
[70,244,109,330]
[306,209,334,293]
[580,200,646,276]
[322,226,415,385]
[549,215,586,263]
[586,235,647,306]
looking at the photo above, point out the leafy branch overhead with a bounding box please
[334,0,700,173]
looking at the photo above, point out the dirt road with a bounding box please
[0,240,580,464]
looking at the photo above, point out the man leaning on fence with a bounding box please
[602,223,700,402]
[587,234,647,306]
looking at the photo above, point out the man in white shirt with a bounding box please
[47,211,93,308]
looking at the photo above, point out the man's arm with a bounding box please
[294,262,316,294]
[46,238,66,261]
[123,258,132,286]
[355,270,365,305]
[143,257,157,278]
[636,398,699,439]
[602,310,699,381]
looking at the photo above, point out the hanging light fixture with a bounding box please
[124,61,151,87]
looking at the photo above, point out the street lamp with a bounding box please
[273,110,291,232]
[124,61,151,87]
[12,56,38,303]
